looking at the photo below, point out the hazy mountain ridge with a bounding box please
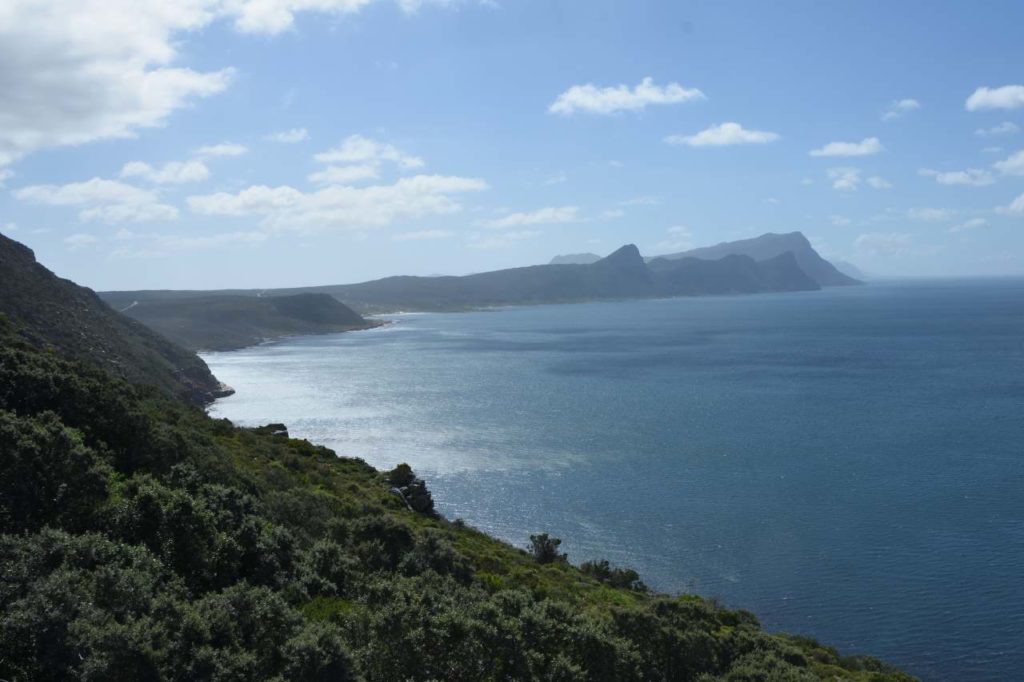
[0,233,227,404]
[118,292,379,351]
[549,253,602,265]
[654,232,860,287]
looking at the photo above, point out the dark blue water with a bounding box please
[204,280,1024,681]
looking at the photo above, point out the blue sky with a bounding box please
[1,0,1023,290]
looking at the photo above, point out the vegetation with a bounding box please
[0,312,915,681]
[0,234,225,404]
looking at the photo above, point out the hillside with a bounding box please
[117,293,379,351]
[0,237,914,681]
[0,233,227,404]
[656,232,860,287]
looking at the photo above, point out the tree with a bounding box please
[529,533,566,564]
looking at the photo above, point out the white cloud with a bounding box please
[866,176,892,189]
[481,206,579,229]
[993,149,1024,175]
[618,196,660,206]
[315,135,423,169]
[982,146,1004,154]
[882,98,920,121]
[544,172,567,185]
[949,218,987,233]
[854,232,912,256]
[0,1,235,167]
[655,225,694,252]
[830,215,852,226]
[468,230,541,250]
[810,137,884,157]
[664,122,779,147]
[919,168,995,186]
[63,233,99,250]
[15,177,178,223]
[997,193,1024,215]
[975,121,1020,136]
[308,165,380,185]
[3,222,18,233]
[907,207,953,222]
[599,209,625,220]
[266,127,309,143]
[187,175,487,231]
[548,77,705,115]
[111,230,268,258]
[121,160,210,184]
[392,229,456,241]
[0,169,12,187]
[965,85,1024,111]
[195,143,248,158]
[827,167,861,191]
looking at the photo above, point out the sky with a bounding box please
[1,0,1023,291]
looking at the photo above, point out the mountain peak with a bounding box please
[599,244,643,266]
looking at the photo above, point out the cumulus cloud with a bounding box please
[0,1,235,167]
[949,218,987,233]
[827,167,861,191]
[63,233,99,250]
[664,122,779,147]
[391,229,456,241]
[810,137,884,157]
[266,128,310,143]
[965,85,1024,111]
[14,177,179,223]
[882,98,920,121]
[830,215,852,226]
[906,207,953,222]
[993,149,1024,175]
[975,121,1020,136]
[854,232,912,256]
[997,193,1024,215]
[548,77,705,115]
[655,225,694,252]
[481,206,580,229]
[195,143,248,158]
[919,168,995,186]
[315,135,424,169]
[308,165,380,185]
[468,230,541,250]
[111,230,268,258]
[121,160,210,184]
[187,175,487,231]
[866,176,892,189]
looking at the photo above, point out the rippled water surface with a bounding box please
[205,280,1024,681]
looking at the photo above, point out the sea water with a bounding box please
[204,279,1024,681]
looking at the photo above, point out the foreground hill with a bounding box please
[0,238,913,680]
[655,232,860,287]
[0,233,226,404]
[114,292,379,351]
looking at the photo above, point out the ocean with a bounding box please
[204,279,1024,681]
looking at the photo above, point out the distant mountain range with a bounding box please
[0,233,226,404]
[652,232,859,287]
[549,253,602,265]
[99,231,859,346]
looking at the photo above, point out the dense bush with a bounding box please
[0,327,915,681]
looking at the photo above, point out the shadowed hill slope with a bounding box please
[0,233,226,404]
[118,292,378,351]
